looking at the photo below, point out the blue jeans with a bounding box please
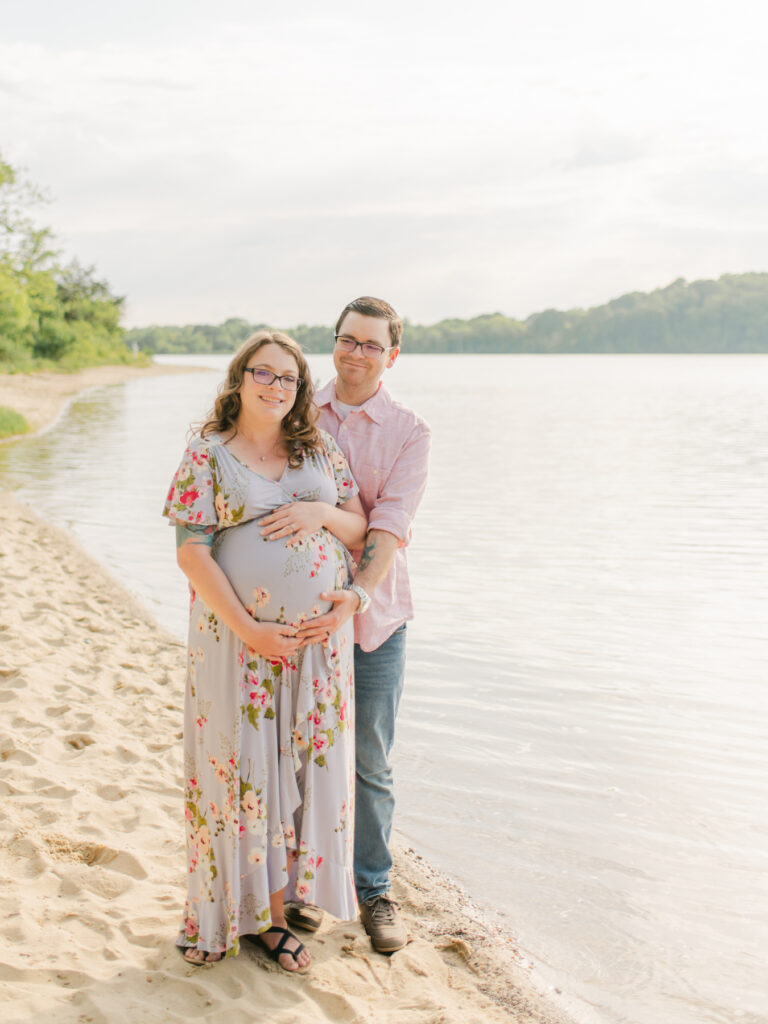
[353,624,407,904]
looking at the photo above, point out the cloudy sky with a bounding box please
[2,0,766,328]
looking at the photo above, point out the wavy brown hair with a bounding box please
[200,331,321,467]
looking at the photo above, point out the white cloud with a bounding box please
[2,0,768,326]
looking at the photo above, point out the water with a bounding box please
[2,353,767,1024]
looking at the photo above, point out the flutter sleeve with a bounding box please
[318,430,359,505]
[162,437,218,527]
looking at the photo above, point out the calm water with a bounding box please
[2,354,767,1024]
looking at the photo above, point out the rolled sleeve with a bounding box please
[367,423,431,546]
[316,380,431,650]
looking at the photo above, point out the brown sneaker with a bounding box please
[359,894,408,953]
[284,902,324,933]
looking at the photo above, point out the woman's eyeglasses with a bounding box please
[244,368,303,391]
[334,335,391,358]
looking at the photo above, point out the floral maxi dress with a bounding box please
[163,431,358,957]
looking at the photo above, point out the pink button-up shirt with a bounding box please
[315,379,431,652]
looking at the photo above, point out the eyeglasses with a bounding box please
[334,335,391,358]
[244,367,303,391]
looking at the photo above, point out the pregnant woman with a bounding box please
[163,332,367,972]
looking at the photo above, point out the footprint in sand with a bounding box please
[45,703,72,717]
[0,740,35,766]
[146,741,173,753]
[8,835,48,875]
[65,734,96,751]
[115,745,140,763]
[24,803,61,826]
[31,778,78,799]
[95,784,127,802]
[43,834,148,879]
[0,668,24,688]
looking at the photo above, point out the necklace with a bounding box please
[250,438,284,462]
[229,425,285,466]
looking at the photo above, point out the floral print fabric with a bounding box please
[163,430,359,957]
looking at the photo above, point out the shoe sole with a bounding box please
[366,935,408,954]
[284,905,323,933]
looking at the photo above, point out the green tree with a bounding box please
[0,153,132,371]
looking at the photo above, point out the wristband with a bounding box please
[346,583,371,614]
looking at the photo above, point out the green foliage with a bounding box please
[126,274,768,355]
[125,317,261,356]
[0,405,30,438]
[125,318,333,356]
[0,153,134,372]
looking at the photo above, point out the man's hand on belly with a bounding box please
[296,589,359,646]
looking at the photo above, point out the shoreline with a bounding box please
[0,362,206,440]
[0,368,580,1024]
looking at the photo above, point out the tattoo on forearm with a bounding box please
[176,523,215,550]
[358,536,377,571]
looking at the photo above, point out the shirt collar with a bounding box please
[316,378,390,425]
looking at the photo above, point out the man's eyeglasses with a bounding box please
[244,367,303,391]
[334,335,391,358]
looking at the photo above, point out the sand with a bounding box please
[0,367,578,1024]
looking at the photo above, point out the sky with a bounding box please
[2,0,767,329]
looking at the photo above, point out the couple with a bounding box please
[163,296,431,972]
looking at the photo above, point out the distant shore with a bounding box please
[124,273,768,356]
[0,362,205,440]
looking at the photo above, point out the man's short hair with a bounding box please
[335,296,403,349]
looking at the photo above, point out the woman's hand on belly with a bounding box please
[177,539,301,658]
[259,495,367,550]
[259,501,328,542]
[246,620,301,659]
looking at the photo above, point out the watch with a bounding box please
[347,583,371,614]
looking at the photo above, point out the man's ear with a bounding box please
[386,347,400,369]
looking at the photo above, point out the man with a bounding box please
[290,296,431,953]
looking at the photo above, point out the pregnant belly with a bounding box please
[214,519,350,626]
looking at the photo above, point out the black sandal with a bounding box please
[251,925,310,973]
[182,947,223,966]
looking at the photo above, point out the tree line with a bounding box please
[128,274,768,356]
[3,153,768,370]
[0,154,134,372]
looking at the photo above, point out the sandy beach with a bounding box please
[0,366,577,1024]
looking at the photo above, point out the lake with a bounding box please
[1,353,766,1024]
